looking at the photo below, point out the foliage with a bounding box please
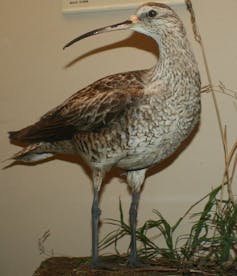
[100,186,237,272]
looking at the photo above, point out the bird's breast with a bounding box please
[74,84,200,171]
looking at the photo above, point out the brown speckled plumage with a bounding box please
[9,3,201,267]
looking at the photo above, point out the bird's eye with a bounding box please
[148,9,157,18]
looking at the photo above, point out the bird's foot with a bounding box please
[128,256,150,268]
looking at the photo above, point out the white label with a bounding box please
[62,0,184,13]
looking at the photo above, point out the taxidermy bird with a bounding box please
[8,2,201,267]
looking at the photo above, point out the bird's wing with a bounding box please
[9,72,144,143]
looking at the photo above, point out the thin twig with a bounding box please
[185,0,227,209]
[230,149,237,185]
[38,230,54,257]
[201,83,237,205]
[225,137,237,204]
[185,0,225,147]
[202,83,237,100]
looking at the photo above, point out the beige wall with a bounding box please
[1,1,237,275]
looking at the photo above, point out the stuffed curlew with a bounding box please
[9,2,201,267]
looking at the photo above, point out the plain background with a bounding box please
[1,0,237,275]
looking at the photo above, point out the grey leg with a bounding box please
[127,169,149,267]
[90,168,104,267]
[128,191,149,267]
[129,191,140,265]
[91,187,101,265]
[91,186,116,270]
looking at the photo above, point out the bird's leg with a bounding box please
[91,186,101,265]
[127,169,149,267]
[129,190,140,265]
[91,168,103,267]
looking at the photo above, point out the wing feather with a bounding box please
[9,71,144,143]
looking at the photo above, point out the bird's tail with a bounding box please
[9,139,77,163]
[10,143,54,163]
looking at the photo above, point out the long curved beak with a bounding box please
[63,18,136,50]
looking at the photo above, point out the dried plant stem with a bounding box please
[201,83,237,204]
[201,82,237,101]
[184,0,236,206]
[223,129,237,205]
[185,0,224,146]
[199,44,225,147]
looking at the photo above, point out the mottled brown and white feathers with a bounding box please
[9,72,144,143]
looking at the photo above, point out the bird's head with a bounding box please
[63,2,185,49]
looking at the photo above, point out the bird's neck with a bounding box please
[143,32,199,88]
